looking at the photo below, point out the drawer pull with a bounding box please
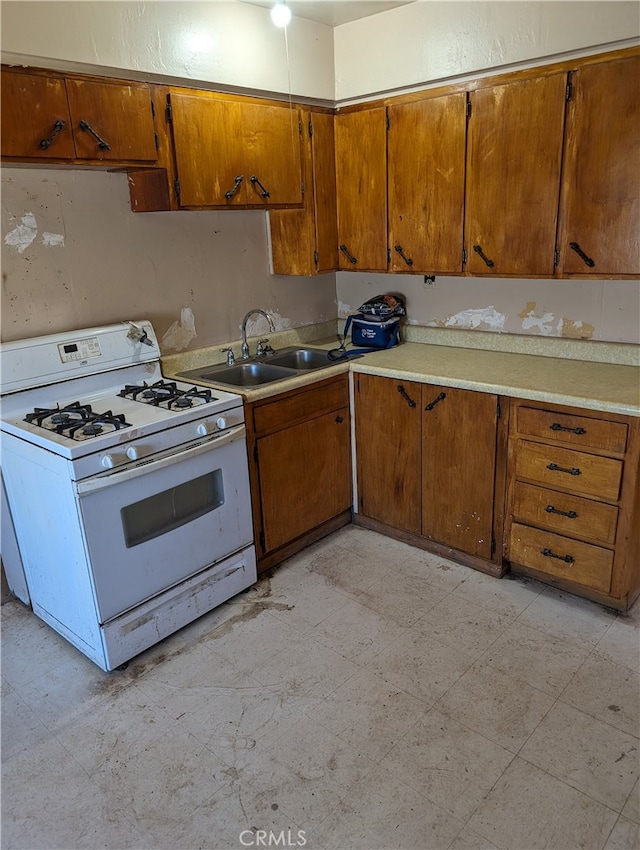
[397,385,417,408]
[547,462,581,476]
[335,415,344,424]
[339,244,358,265]
[78,119,111,151]
[550,422,586,435]
[424,391,446,411]
[545,504,578,519]
[39,119,66,150]
[224,175,244,199]
[542,547,574,565]
[250,175,271,199]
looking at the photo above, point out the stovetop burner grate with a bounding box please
[25,402,132,441]
[118,380,215,409]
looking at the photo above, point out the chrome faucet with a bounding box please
[241,309,275,359]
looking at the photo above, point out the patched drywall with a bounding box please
[1,169,337,352]
[336,273,640,344]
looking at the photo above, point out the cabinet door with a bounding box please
[335,107,388,271]
[557,55,640,276]
[422,385,498,558]
[169,90,245,207]
[355,373,422,534]
[269,110,337,274]
[243,102,303,206]
[388,94,466,273]
[257,407,351,553]
[465,74,566,275]
[1,70,75,159]
[66,78,157,162]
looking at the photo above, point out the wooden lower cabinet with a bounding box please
[506,400,640,610]
[247,375,352,573]
[354,373,506,574]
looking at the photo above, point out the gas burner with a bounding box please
[119,380,215,410]
[25,403,131,441]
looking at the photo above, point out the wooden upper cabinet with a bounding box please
[65,78,157,162]
[335,106,388,271]
[464,73,566,276]
[169,88,302,208]
[388,94,466,274]
[1,70,76,159]
[557,55,640,276]
[269,110,338,275]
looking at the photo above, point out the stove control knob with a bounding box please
[102,455,116,469]
[215,417,227,431]
[196,423,209,437]
[126,446,139,461]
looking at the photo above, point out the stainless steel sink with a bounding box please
[177,346,338,388]
[267,348,332,370]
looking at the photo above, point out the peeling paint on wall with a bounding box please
[443,306,506,331]
[558,317,595,339]
[520,304,555,335]
[162,307,197,352]
[4,212,38,254]
[337,301,354,318]
[41,232,65,247]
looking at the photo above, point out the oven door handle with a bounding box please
[76,424,246,495]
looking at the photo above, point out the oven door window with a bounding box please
[121,469,224,548]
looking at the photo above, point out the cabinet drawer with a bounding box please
[509,522,613,593]
[518,407,627,453]
[515,440,623,501]
[512,481,618,546]
[252,377,348,434]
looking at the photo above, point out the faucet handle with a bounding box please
[220,347,235,366]
[256,338,275,357]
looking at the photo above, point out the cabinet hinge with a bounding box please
[566,79,573,102]
[299,119,303,135]
[497,398,502,419]
[165,99,173,123]
[150,100,156,119]
[554,248,560,267]
[387,247,391,264]
[466,98,472,119]
[462,247,467,265]
[154,132,159,152]
[308,119,313,138]
[386,112,390,131]
[313,250,319,267]
[174,178,181,200]
[491,537,496,557]
[259,530,265,552]
[301,181,305,197]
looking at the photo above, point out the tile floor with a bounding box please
[1,525,639,850]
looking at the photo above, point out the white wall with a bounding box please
[334,1,640,101]
[0,0,335,101]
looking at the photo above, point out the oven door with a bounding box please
[76,424,253,623]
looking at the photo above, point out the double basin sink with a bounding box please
[178,346,348,389]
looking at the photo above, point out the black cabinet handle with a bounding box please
[39,120,66,150]
[250,175,270,198]
[542,547,574,565]
[569,242,595,268]
[550,422,586,435]
[339,244,358,265]
[397,385,416,408]
[473,244,495,268]
[78,120,111,151]
[547,462,581,476]
[394,245,414,267]
[225,175,244,199]
[545,505,578,519]
[335,415,344,423]
[424,391,446,411]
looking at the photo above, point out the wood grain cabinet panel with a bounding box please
[515,440,623,501]
[388,94,466,274]
[335,106,388,271]
[517,406,628,454]
[557,54,640,276]
[464,73,566,276]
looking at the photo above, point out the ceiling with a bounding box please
[244,1,415,27]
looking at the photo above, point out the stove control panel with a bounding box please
[58,337,102,364]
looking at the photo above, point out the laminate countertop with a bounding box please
[163,338,640,416]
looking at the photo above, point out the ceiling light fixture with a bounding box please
[270,0,291,27]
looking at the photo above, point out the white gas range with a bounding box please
[1,321,256,671]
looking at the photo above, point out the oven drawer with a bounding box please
[512,481,618,546]
[508,522,614,593]
[515,440,623,501]
[517,407,628,453]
